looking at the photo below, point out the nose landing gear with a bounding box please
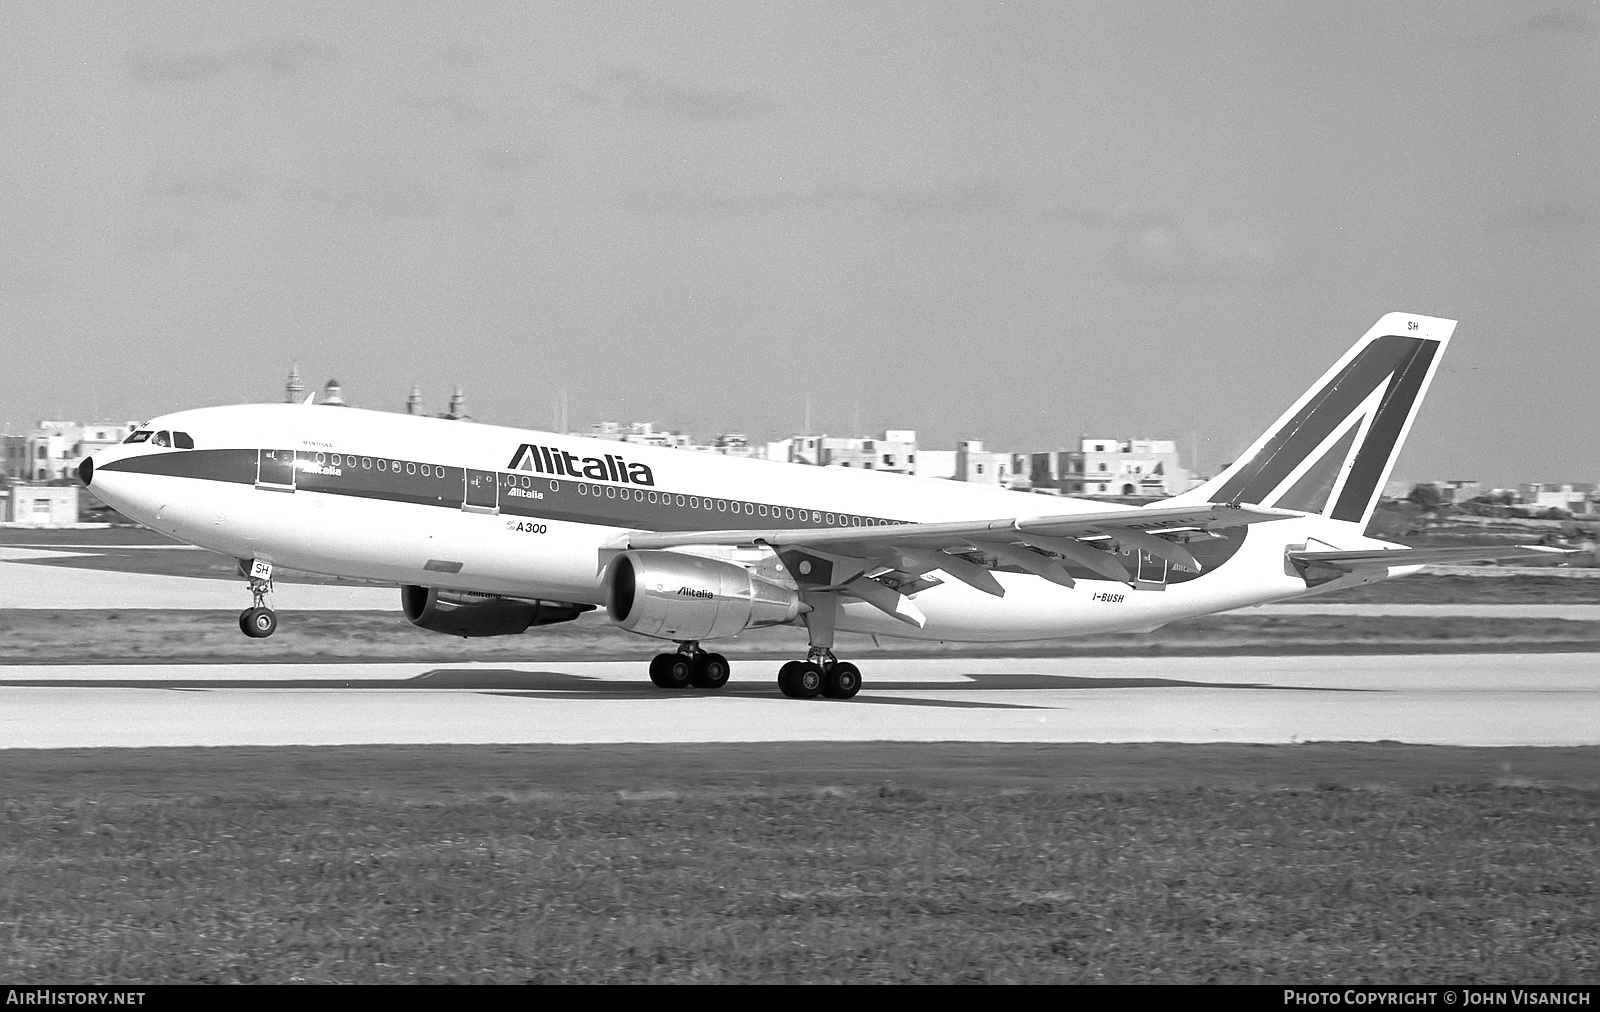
[240,606,277,638]
[238,558,277,639]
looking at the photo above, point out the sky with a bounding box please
[1,1,1596,488]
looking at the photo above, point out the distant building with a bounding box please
[2,421,140,482]
[1010,437,1193,498]
[1412,479,1483,504]
[767,430,920,473]
[3,483,79,526]
[282,366,475,420]
[707,433,761,458]
[1518,483,1598,515]
[591,421,691,449]
[955,440,1013,486]
[400,383,469,420]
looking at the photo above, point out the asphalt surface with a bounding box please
[3,653,1595,749]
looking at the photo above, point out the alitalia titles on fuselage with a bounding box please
[508,443,655,486]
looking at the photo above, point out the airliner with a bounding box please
[80,313,1558,699]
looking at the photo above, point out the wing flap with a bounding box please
[840,577,927,628]
[890,546,1007,597]
[1010,531,1134,582]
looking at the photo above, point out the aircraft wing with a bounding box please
[623,504,1299,625]
[1286,544,1576,572]
[627,503,1296,556]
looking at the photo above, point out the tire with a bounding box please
[660,654,694,689]
[823,661,861,700]
[777,660,806,698]
[692,652,730,689]
[794,662,823,699]
[648,653,673,688]
[242,607,276,639]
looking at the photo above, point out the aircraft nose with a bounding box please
[78,456,94,486]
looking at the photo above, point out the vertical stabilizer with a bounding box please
[1169,313,1454,529]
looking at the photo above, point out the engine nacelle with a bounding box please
[401,585,591,638]
[605,550,803,641]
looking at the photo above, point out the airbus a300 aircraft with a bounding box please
[81,313,1556,699]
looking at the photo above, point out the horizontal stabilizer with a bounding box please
[1288,545,1575,572]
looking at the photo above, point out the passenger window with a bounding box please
[152,431,171,447]
[173,432,194,449]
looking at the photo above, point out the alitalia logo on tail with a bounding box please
[508,443,656,486]
[1193,319,1452,528]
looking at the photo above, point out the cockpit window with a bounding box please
[173,431,194,449]
[123,430,152,444]
[152,431,171,447]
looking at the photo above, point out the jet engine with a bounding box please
[401,585,592,638]
[605,550,803,641]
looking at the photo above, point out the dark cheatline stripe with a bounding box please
[1212,336,1430,507]
[1329,338,1437,522]
[101,448,257,484]
[299,458,466,509]
[97,448,897,535]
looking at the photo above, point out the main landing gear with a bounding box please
[238,559,277,639]
[778,648,861,700]
[644,644,862,699]
[648,643,730,690]
[774,594,861,699]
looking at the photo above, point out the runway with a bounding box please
[2,653,1595,749]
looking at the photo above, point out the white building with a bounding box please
[955,439,1014,486]
[771,430,920,474]
[1012,437,1194,498]
[2,421,141,483]
[1518,483,1598,515]
[705,433,761,459]
[3,484,80,526]
[590,421,691,449]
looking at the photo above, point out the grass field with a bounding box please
[2,743,1597,984]
[2,608,1595,665]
